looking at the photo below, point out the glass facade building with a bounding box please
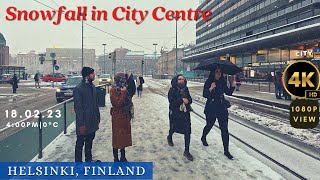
[183,0,320,79]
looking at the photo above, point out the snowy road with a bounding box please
[32,90,285,180]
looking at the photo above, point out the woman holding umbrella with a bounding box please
[200,66,236,159]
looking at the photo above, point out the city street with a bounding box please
[1,0,320,179]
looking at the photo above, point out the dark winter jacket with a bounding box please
[236,75,241,82]
[127,74,136,98]
[168,76,192,134]
[73,80,100,135]
[137,77,144,91]
[203,77,235,114]
[12,76,18,89]
[34,74,39,81]
[168,76,192,112]
[274,72,282,85]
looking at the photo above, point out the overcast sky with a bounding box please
[0,0,199,55]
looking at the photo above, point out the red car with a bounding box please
[42,74,66,82]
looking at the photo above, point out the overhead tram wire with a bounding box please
[51,0,59,7]
[33,0,153,51]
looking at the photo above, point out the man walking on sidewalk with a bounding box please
[73,67,101,162]
[34,73,40,88]
[11,74,18,94]
[274,71,282,99]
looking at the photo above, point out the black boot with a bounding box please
[224,151,234,160]
[167,135,174,146]
[183,151,194,161]
[113,148,119,162]
[201,136,209,146]
[120,149,128,162]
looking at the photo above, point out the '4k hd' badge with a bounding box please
[282,60,320,99]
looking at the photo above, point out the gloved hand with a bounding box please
[79,126,87,135]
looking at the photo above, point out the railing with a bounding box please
[37,98,75,159]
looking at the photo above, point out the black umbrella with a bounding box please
[194,58,242,75]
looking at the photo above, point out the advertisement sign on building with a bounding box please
[313,48,320,57]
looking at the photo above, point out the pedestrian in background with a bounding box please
[11,74,18,94]
[167,74,194,161]
[126,73,136,98]
[34,73,40,88]
[73,67,101,162]
[201,66,235,160]
[281,72,291,100]
[274,71,282,99]
[235,74,241,91]
[136,76,144,97]
[110,72,132,162]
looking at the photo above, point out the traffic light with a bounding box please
[109,53,112,59]
[39,54,45,64]
[50,53,56,59]
[53,60,57,66]
[142,60,144,65]
[39,56,45,64]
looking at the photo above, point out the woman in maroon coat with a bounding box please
[110,73,132,162]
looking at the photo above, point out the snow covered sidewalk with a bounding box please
[32,90,283,179]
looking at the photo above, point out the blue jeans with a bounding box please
[137,90,142,97]
[275,85,282,98]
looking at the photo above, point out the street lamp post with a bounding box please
[102,44,106,74]
[72,60,77,74]
[175,19,178,75]
[153,43,158,75]
[81,13,84,68]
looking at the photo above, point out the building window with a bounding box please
[269,49,280,62]
[255,19,260,25]
[278,9,285,16]
[265,0,271,7]
[236,56,243,67]
[260,2,265,9]
[302,0,312,7]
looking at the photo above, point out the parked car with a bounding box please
[0,74,12,84]
[56,76,82,103]
[98,74,112,85]
[0,74,21,84]
[43,73,66,82]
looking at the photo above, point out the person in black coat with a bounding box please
[126,73,136,98]
[73,67,101,162]
[136,76,144,97]
[201,66,235,159]
[167,74,194,161]
[235,74,241,91]
[12,74,18,94]
[34,73,40,88]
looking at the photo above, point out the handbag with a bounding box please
[224,99,231,108]
[110,107,113,116]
